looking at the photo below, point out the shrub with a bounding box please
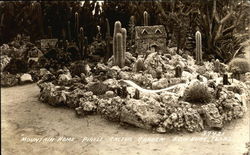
[229,58,250,74]
[70,61,88,77]
[4,58,28,74]
[183,81,212,103]
[88,82,109,95]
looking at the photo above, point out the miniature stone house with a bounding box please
[135,25,167,54]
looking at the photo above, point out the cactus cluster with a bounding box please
[195,31,203,65]
[113,21,127,68]
[143,11,149,26]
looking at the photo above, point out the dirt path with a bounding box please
[1,84,249,155]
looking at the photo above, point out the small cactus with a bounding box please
[223,74,230,85]
[133,89,140,99]
[214,59,220,73]
[195,31,203,65]
[175,65,182,77]
[143,11,149,26]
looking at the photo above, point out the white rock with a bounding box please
[20,73,33,83]
[105,91,115,97]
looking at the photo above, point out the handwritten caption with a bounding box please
[20,131,232,143]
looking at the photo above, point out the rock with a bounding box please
[0,55,11,71]
[119,71,130,80]
[58,70,72,85]
[170,113,178,121]
[201,103,223,129]
[160,93,179,106]
[98,97,123,122]
[39,68,50,77]
[152,78,169,89]
[105,91,115,97]
[156,126,167,133]
[79,100,97,113]
[96,63,108,72]
[1,72,19,87]
[103,78,119,89]
[20,73,33,83]
[38,82,67,106]
[120,98,162,130]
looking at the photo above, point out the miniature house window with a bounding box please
[155,29,162,34]
[141,29,148,35]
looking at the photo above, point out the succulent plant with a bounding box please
[195,31,203,65]
[143,11,149,26]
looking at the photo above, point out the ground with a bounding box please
[1,84,249,155]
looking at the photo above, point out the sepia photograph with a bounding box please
[1,0,250,155]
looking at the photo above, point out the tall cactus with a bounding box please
[113,21,122,65]
[105,18,112,61]
[143,11,149,26]
[75,12,79,40]
[67,21,72,42]
[116,33,124,68]
[195,31,203,65]
[121,28,127,66]
[106,18,111,39]
[79,27,84,58]
[113,21,126,68]
[129,16,135,44]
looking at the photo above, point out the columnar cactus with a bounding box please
[175,65,182,77]
[67,21,72,42]
[113,21,126,68]
[105,18,112,61]
[106,18,111,39]
[223,74,230,85]
[116,33,124,68]
[75,12,79,39]
[143,11,149,26]
[129,16,135,44]
[214,59,220,73]
[79,27,84,58]
[134,89,140,99]
[195,31,203,65]
[113,21,122,65]
[121,28,127,66]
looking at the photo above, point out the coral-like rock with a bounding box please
[201,103,223,128]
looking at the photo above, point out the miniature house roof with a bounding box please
[135,25,166,39]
